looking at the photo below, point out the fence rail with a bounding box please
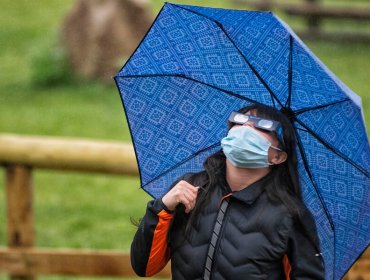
[0,134,167,279]
[0,134,138,175]
[232,0,370,42]
[0,248,171,277]
[0,133,368,279]
[233,0,370,20]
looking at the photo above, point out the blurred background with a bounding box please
[0,0,369,279]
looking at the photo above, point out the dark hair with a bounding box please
[185,104,303,234]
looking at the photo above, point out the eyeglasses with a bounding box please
[228,112,285,148]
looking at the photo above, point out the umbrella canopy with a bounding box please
[115,3,370,279]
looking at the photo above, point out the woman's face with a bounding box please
[230,109,285,164]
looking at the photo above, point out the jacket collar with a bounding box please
[228,171,274,205]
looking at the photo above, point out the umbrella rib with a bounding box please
[119,74,261,104]
[295,129,335,230]
[217,24,284,108]
[175,5,284,108]
[296,127,338,279]
[291,96,362,208]
[142,142,220,188]
[294,98,350,116]
[295,118,370,178]
[285,35,293,109]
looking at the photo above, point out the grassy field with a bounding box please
[0,0,369,279]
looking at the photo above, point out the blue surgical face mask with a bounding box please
[221,125,281,168]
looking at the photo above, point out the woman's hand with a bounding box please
[162,180,199,213]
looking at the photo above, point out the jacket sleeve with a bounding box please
[130,198,174,277]
[286,212,325,280]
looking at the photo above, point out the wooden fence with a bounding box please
[0,134,171,279]
[0,133,368,279]
[232,0,370,42]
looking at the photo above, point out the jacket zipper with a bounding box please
[203,197,231,280]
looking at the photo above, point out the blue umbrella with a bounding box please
[115,3,370,279]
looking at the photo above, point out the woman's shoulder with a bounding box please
[261,190,293,217]
[267,194,320,245]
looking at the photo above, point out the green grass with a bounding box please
[0,1,151,279]
[0,0,369,279]
[32,171,145,249]
[0,83,130,140]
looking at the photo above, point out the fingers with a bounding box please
[177,189,196,213]
[162,180,200,213]
[173,181,199,213]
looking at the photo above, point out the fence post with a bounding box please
[6,165,35,280]
[305,0,321,33]
[257,0,272,10]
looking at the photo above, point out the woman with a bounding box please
[131,104,325,279]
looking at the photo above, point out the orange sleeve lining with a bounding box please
[283,254,291,280]
[219,193,232,207]
[145,209,173,276]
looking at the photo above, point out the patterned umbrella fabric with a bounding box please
[115,3,370,279]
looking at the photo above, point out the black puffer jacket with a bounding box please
[131,172,324,279]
